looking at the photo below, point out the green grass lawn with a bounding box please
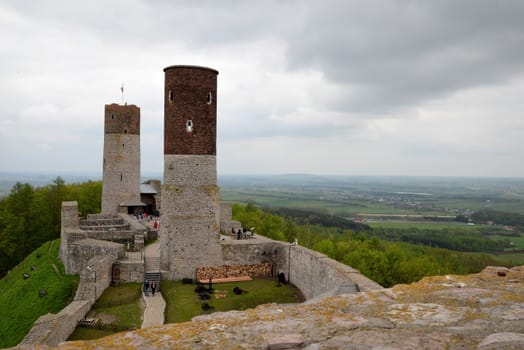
[68,283,144,341]
[488,234,524,249]
[163,279,303,324]
[0,239,79,348]
[489,253,524,266]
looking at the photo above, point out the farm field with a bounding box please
[219,175,524,216]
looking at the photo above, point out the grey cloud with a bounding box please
[284,1,524,114]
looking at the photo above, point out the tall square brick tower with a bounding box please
[159,65,223,279]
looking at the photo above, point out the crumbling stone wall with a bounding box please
[60,201,84,267]
[21,255,114,347]
[20,301,91,347]
[118,260,145,283]
[219,202,242,233]
[221,238,381,300]
[66,238,125,275]
[288,244,383,299]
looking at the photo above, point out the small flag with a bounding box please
[120,83,124,93]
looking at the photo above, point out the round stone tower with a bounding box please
[101,103,142,214]
[159,65,223,279]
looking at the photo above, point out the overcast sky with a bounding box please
[1,0,523,178]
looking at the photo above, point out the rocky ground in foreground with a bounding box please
[17,266,524,349]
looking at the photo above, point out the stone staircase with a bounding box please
[145,256,161,291]
[78,214,135,241]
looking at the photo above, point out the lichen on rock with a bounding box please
[52,265,524,349]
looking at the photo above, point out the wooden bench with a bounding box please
[198,276,253,284]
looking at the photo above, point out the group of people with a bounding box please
[143,279,157,296]
[232,227,252,240]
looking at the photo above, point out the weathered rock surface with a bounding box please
[26,266,524,349]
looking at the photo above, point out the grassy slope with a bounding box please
[163,279,303,324]
[68,283,143,341]
[0,239,79,348]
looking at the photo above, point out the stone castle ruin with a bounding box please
[22,65,381,347]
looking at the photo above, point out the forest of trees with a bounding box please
[0,178,101,278]
[0,178,514,287]
[233,203,501,287]
[472,208,524,227]
[369,227,512,252]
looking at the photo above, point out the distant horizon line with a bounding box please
[0,171,523,180]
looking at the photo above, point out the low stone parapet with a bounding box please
[20,300,91,347]
[21,254,114,347]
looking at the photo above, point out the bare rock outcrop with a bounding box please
[51,265,524,349]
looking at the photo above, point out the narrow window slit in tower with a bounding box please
[168,90,173,102]
[111,113,115,119]
[186,120,193,133]
[124,129,127,134]
[120,174,123,181]
[122,144,125,149]
[207,92,212,104]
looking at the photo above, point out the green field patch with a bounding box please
[488,234,524,249]
[488,253,524,266]
[221,189,446,217]
[163,279,303,324]
[68,283,144,341]
[369,221,482,231]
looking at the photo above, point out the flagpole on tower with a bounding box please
[120,83,124,105]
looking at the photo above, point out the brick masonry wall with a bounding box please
[164,65,218,155]
[104,104,140,135]
[196,263,272,280]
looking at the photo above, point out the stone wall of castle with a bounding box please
[159,155,222,279]
[118,259,145,283]
[21,255,114,347]
[73,255,115,302]
[20,300,91,347]
[219,202,242,233]
[60,201,80,262]
[66,238,125,275]
[288,244,383,299]
[220,238,382,300]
